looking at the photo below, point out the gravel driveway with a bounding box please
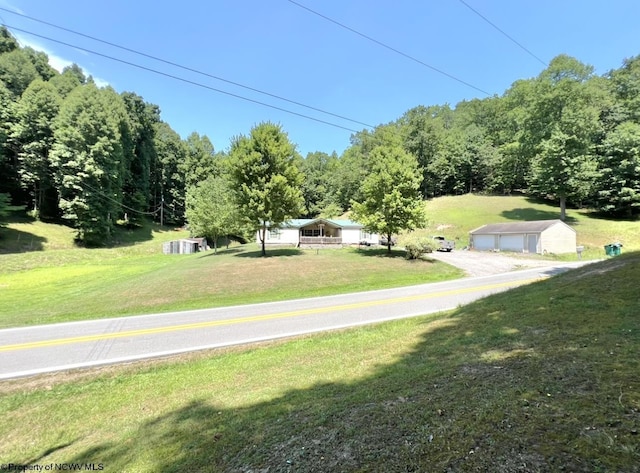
[426,249,568,277]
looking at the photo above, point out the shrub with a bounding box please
[404,238,435,260]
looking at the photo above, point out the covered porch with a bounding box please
[299,220,343,247]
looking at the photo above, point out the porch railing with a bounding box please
[300,237,342,245]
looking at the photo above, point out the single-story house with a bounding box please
[469,220,576,254]
[258,218,379,248]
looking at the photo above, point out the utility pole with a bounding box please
[160,194,164,227]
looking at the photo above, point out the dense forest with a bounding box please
[1,26,639,245]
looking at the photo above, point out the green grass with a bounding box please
[1,194,638,328]
[1,253,638,472]
[0,235,462,328]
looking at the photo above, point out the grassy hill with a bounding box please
[1,252,638,472]
[413,194,639,258]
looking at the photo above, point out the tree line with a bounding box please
[0,27,224,244]
[304,54,640,222]
[1,25,639,248]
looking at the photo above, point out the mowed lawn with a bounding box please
[1,193,638,328]
[0,253,638,472]
[0,218,462,328]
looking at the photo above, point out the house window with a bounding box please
[269,229,280,239]
[302,229,320,237]
[360,230,372,240]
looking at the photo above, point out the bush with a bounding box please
[404,238,435,260]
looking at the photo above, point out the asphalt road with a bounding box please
[0,262,589,380]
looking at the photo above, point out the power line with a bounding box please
[285,0,491,96]
[0,7,375,129]
[2,24,364,134]
[457,0,547,67]
[78,181,162,216]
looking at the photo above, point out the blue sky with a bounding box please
[1,1,639,156]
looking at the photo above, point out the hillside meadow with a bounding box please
[0,251,638,472]
[411,194,639,259]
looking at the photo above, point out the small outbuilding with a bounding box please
[469,220,576,254]
[162,238,209,254]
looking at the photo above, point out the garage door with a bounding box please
[499,234,524,252]
[472,235,495,250]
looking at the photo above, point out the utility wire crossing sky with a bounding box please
[1,1,638,155]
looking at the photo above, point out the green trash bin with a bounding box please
[604,243,623,256]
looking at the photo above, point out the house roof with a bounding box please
[282,218,364,229]
[469,219,575,235]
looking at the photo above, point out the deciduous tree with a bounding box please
[229,122,304,256]
[351,145,425,253]
[50,84,129,245]
[527,55,606,220]
[185,175,238,253]
[595,121,640,216]
[153,121,187,225]
[10,79,61,218]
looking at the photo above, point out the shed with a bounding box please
[163,238,208,254]
[469,220,576,254]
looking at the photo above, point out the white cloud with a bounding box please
[0,0,24,15]
[13,32,109,87]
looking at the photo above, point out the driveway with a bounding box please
[427,250,573,277]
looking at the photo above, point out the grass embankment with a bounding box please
[1,253,638,472]
[0,215,462,328]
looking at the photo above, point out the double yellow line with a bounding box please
[0,279,537,353]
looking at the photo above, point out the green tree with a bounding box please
[595,121,640,216]
[229,122,304,256]
[526,55,606,219]
[351,145,426,253]
[426,128,466,196]
[332,145,369,210]
[0,81,23,202]
[121,92,160,224]
[184,132,218,188]
[0,192,9,228]
[0,48,39,97]
[607,55,640,123]
[333,124,400,210]
[300,151,338,217]
[531,129,599,214]
[185,175,238,253]
[22,47,56,81]
[153,121,187,225]
[50,84,129,245]
[10,79,61,218]
[0,81,13,177]
[49,64,86,98]
[399,105,452,197]
[0,26,19,54]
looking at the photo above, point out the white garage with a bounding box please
[469,220,577,254]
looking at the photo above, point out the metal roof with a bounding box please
[281,218,363,229]
[469,219,575,235]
